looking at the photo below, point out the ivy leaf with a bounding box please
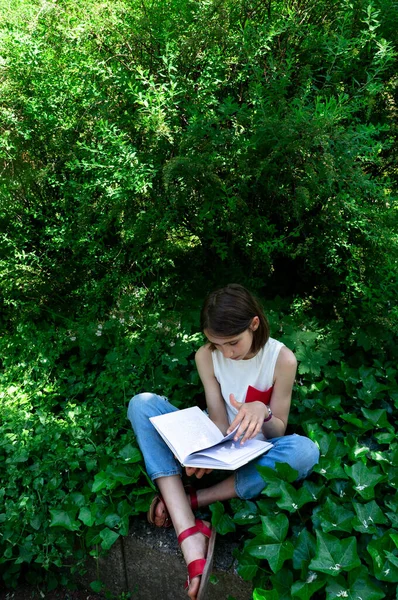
[274,481,314,513]
[248,540,294,573]
[90,580,103,593]
[309,531,361,576]
[344,462,385,500]
[49,509,80,531]
[341,413,371,430]
[374,432,395,444]
[92,471,117,492]
[291,572,326,599]
[236,559,259,582]
[253,589,279,600]
[352,500,388,534]
[312,497,354,533]
[270,568,293,599]
[357,375,387,404]
[361,408,393,431]
[118,443,142,463]
[233,500,260,525]
[274,463,299,482]
[78,505,97,527]
[210,501,236,535]
[314,457,349,481]
[99,527,119,550]
[325,566,386,600]
[293,528,316,573]
[106,464,140,485]
[367,530,398,582]
[316,431,337,457]
[260,514,289,542]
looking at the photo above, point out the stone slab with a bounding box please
[123,518,253,600]
[80,517,253,599]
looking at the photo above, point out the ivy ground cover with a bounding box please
[0,305,397,599]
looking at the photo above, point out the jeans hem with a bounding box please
[149,469,182,482]
[234,474,250,500]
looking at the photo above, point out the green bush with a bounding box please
[0,0,397,327]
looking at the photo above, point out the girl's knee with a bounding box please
[127,392,165,422]
[292,435,320,477]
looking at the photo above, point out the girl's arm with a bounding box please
[227,346,297,443]
[195,344,230,435]
[261,345,296,438]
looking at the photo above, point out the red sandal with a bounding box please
[178,519,216,600]
[147,485,198,528]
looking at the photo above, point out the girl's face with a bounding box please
[204,317,260,361]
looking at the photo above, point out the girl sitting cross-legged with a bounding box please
[127,283,319,600]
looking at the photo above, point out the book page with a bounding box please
[150,406,225,463]
[185,439,273,470]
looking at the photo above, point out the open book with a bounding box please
[150,406,273,470]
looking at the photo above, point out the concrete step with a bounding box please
[82,517,253,600]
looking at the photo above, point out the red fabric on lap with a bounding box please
[245,385,273,405]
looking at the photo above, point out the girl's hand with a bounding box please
[185,466,213,478]
[227,394,267,444]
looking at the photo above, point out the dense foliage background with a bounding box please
[0,0,397,598]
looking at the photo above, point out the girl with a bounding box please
[128,284,319,600]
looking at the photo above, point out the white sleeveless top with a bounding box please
[211,337,284,425]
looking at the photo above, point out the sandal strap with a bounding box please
[196,519,212,538]
[184,558,207,589]
[177,519,212,545]
[186,485,198,511]
[177,523,199,545]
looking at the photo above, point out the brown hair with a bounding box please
[200,284,270,354]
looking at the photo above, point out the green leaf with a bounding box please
[210,501,236,535]
[118,443,142,463]
[291,573,326,599]
[106,464,140,485]
[78,506,97,527]
[248,540,294,573]
[352,500,388,534]
[312,497,354,533]
[253,589,279,600]
[361,408,393,431]
[92,471,116,493]
[325,566,385,600]
[270,568,293,599]
[260,514,289,543]
[99,528,120,550]
[90,580,103,593]
[309,531,361,576]
[49,509,80,532]
[314,458,349,481]
[274,463,299,482]
[233,500,260,525]
[341,413,370,430]
[274,481,314,513]
[344,462,385,500]
[301,480,325,502]
[367,530,398,582]
[236,561,259,581]
[296,344,326,377]
[293,529,316,573]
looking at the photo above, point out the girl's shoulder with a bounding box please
[275,344,297,373]
[195,343,213,364]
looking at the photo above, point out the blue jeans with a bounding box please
[127,392,320,500]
